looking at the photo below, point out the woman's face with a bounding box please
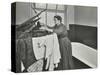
[54,18,60,25]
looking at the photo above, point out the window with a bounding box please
[33,3,65,27]
[37,10,46,24]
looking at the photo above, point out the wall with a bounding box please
[16,2,35,25]
[74,6,97,27]
[65,5,97,28]
[66,6,97,67]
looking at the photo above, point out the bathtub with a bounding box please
[72,42,97,68]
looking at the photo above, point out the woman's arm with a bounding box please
[53,25,66,35]
[39,25,53,32]
[46,25,55,29]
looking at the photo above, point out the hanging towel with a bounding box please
[45,33,61,70]
[32,36,46,60]
[32,33,61,70]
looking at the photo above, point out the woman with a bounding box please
[47,15,74,70]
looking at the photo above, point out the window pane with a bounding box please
[37,10,46,24]
[48,4,56,10]
[58,5,64,10]
[36,3,46,9]
[47,12,55,27]
[35,11,64,26]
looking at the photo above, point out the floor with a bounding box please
[72,56,91,69]
[43,56,91,71]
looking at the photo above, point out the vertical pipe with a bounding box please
[45,4,48,25]
[64,5,69,30]
[55,4,58,15]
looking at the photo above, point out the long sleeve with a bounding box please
[53,25,68,37]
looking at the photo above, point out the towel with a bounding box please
[32,33,61,70]
[45,33,61,70]
[32,36,46,60]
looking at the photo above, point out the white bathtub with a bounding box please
[72,42,97,68]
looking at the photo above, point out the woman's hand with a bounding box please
[40,26,53,32]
